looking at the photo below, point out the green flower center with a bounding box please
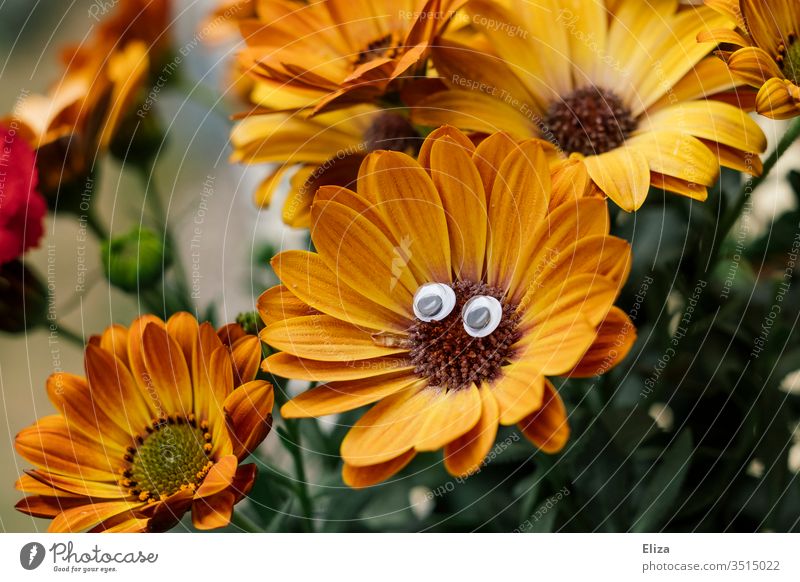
[121,416,213,502]
[780,37,800,85]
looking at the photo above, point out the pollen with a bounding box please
[121,415,214,502]
[408,280,520,391]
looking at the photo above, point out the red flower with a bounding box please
[0,126,45,265]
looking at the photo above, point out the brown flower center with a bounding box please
[354,33,400,66]
[120,414,213,502]
[363,112,421,155]
[777,34,800,84]
[409,281,520,391]
[544,85,637,156]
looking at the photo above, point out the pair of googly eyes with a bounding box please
[412,283,503,338]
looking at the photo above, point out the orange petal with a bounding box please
[486,140,550,289]
[142,323,193,417]
[471,131,518,196]
[417,125,475,170]
[755,77,800,120]
[257,285,318,326]
[429,133,488,282]
[518,380,570,453]
[15,415,118,481]
[310,200,417,318]
[341,386,432,467]
[414,384,482,452]
[223,380,274,459]
[263,352,412,382]
[342,450,417,488]
[49,500,144,533]
[491,362,545,425]
[229,335,262,387]
[192,490,236,530]
[281,373,423,418]
[444,387,500,477]
[568,307,637,377]
[362,150,451,284]
[271,250,409,333]
[46,373,130,449]
[261,314,407,361]
[196,454,238,499]
[583,148,650,212]
[85,344,154,436]
[99,324,129,367]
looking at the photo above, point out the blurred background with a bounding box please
[1,0,799,533]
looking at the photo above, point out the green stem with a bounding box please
[135,159,194,313]
[84,210,108,240]
[280,421,315,532]
[709,117,800,267]
[229,509,263,533]
[56,324,85,347]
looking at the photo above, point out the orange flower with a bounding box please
[412,0,766,211]
[259,127,635,487]
[230,105,424,227]
[236,0,466,113]
[15,314,272,532]
[702,0,800,118]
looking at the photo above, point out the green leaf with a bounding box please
[631,430,694,532]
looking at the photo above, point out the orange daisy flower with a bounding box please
[259,127,636,487]
[411,0,767,211]
[237,0,466,113]
[702,0,800,118]
[15,313,273,532]
[231,105,424,227]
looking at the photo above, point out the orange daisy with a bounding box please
[259,127,636,487]
[236,0,466,113]
[702,0,800,118]
[411,0,767,211]
[231,105,424,227]
[15,313,273,532]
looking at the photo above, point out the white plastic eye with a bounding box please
[462,295,503,337]
[413,283,456,322]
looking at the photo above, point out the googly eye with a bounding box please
[413,283,456,322]
[462,295,503,337]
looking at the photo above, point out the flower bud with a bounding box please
[101,227,170,292]
[0,260,47,333]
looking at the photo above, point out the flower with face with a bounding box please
[259,127,636,486]
[15,314,272,532]
[231,106,423,227]
[411,0,766,211]
[702,0,800,119]
[236,0,466,113]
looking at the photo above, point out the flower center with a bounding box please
[354,33,399,66]
[120,415,214,502]
[544,85,637,156]
[778,34,800,84]
[408,281,520,391]
[363,112,421,155]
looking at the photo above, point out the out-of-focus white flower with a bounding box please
[409,486,435,521]
[648,403,674,431]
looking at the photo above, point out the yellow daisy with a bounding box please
[231,105,424,227]
[236,0,466,113]
[258,127,636,487]
[412,0,767,211]
[15,314,272,532]
[702,0,800,118]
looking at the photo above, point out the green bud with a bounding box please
[235,311,262,336]
[101,227,170,292]
[0,260,47,333]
